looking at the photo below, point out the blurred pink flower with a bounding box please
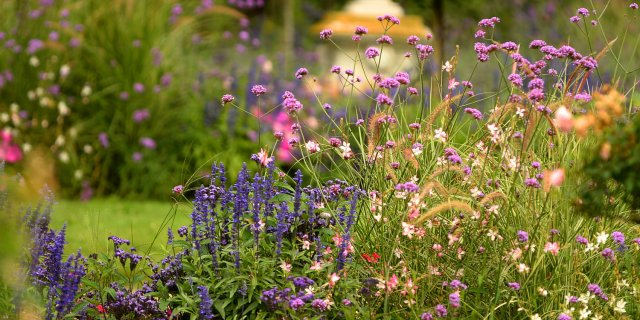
[0,131,23,163]
[554,106,573,132]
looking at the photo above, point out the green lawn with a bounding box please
[50,198,192,258]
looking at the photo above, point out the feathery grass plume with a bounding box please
[522,109,542,151]
[402,148,420,169]
[418,181,450,199]
[412,200,475,225]
[367,112,389,156]
[487,101,525,123]
[567,39,616,97]
[423,94,464,135]
[428,166,467,181]
[595,38,617,62]
[479,191,506,205]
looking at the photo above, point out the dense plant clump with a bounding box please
[3,1,640,319]
[4,162,364,318]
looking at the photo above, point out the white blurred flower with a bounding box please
[59,151,70,163]
[39,97,53,107]
[0,113,8,122]
[60,64,70,77]
[55,135,65,146]
[83,144,93,154]
[530,314,541,320]
[74,170,83,180]
[81,85,92,97]
[22,143,32,153]
[29,56,40,67]
[516,107,525,118]
[10,103,19,112]
[58,101,70,115]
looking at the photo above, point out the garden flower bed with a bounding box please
[2,1,640,319]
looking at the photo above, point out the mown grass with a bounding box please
[50,198,192,258]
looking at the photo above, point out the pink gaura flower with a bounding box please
[387,274,399,292]
[328,273,340,287]
[544,242,560,255]
[448,78,460,90]
[254,149,273,167]
[172,185,184,194]
[280,261,292,272]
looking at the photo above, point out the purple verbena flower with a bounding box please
[365,47,380,59]
[319,29,333,40]
[221,94,235,104]
[434,304,448,317]
[355,26,368,35]
[517,230,529,242]
[294,67,308,79]
[508,282,521,290]
[139,137,156,149]
[464,108,483,120]
[251,85,267,96]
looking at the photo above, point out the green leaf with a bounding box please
[103,287,117,300]
[273,181,295,192]
[269,193,293,204]
[81,278,100,290]
[213,299,230,318]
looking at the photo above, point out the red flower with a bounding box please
[361,252,381,263]
[96,305,106,313]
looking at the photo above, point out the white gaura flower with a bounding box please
[516,263,530,274]
[434,128,448,142]
[585,242,597,252]
[305,140,320,153]
[339,142,353,159]
[578,307,591,319]
[613,299,626,314]
[596,231,609,245]
[442,61,453,72]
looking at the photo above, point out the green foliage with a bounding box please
[577,113,640,222]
